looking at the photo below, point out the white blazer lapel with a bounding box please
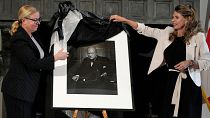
[186,40,197,60]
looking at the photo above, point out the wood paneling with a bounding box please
[78,0,96,13]
[102,0,122,17]
[0,0,13,20]
[153,0,174,24]
[0,0,200,24]
[127,0,146,22]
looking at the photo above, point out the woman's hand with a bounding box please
[110,15,128,23]
[54,48,69,61]
[110,15,138,29]
[174,60,196,71]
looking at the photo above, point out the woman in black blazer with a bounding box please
[1,5,69,118]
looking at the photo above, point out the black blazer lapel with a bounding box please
[18,27,42,58]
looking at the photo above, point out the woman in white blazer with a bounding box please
[110,4,210,118]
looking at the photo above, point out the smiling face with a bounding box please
[171,11,186,31]
[22,12,40,34]
[169,4,201,42]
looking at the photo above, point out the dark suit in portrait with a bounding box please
[72,51,117,94]
[76,56,116,87]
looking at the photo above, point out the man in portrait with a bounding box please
[71,46,117,94]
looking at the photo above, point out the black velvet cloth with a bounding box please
[67,19,123,47]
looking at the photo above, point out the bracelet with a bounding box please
[189,60,195,67]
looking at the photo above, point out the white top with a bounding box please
[31,36,44,59]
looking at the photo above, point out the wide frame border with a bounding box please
[52,31,134,110]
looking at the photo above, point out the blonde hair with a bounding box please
[10,5,38,35]
[169,4,203,44]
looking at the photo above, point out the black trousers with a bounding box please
[3,94,35,118]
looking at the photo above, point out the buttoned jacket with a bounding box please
[1,27,54,102]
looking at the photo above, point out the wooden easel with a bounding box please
[73,109,108,118]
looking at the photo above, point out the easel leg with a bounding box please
[73,109,108,118]
[84,111,89,118]
[102,110,108,118]
[73,109,78,118]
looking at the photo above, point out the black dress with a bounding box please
[160,37,202,118]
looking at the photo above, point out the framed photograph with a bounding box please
[53,31,133,110]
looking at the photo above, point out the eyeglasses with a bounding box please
[25,17,41,24]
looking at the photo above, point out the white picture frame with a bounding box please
[52,31,133,110]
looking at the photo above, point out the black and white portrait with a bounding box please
[67,41,117,95]
[53,31,133,109]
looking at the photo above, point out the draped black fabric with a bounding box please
[49,1,76,41]
[67,19,123,47]
[49,1,124,48]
